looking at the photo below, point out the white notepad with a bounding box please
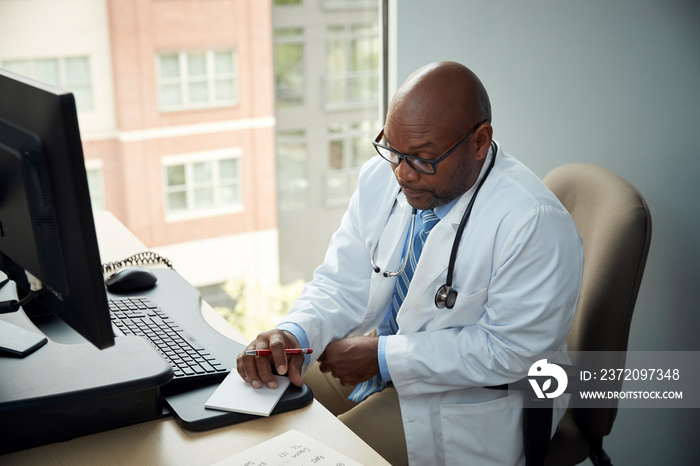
[205,372,290,416]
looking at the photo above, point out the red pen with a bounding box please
[244,348,313,356]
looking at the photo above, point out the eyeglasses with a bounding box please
[372,119,487,175]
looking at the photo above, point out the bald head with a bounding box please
[383,62,494,210]
[388,61,491,136]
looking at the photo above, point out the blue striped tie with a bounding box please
[348,210,439,402]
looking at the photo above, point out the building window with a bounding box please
[325,119,377,205]
[1,56,93,111]
[85,159,105,212]
[157,50,238,111]
[324,22,379,109]
[274,29,305,110]
[322,0,377,9]
[163,149,243,220]
[277,129,309,211]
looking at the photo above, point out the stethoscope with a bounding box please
[370,141,498,310]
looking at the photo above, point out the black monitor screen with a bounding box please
[0,68,114,350]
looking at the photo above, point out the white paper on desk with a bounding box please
[212,429,363,466]
[205,373,290,416]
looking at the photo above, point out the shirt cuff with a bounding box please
[276,322,311,364]
[378,335,392,381]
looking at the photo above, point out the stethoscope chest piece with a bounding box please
[434,284,458,309]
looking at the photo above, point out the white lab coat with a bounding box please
[283,144,584,465]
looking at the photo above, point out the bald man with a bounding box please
[238,62,583,465]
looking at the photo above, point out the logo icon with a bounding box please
[528,359,568,399]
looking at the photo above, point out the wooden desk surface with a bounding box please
[0,212,388,465]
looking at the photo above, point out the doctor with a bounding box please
[237,61,583,465]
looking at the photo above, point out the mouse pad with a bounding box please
[164,380,314,431]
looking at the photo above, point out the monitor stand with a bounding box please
[0,319,47,356]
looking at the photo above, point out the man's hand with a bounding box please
[236,329,304,389]
[318,336,380,386]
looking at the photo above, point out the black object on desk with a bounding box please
[0,312,173,453]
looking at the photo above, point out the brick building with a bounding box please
[0,0,380,303]
[0,0,278,292]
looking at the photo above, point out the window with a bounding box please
[325,119,378,205]
[157,50,238,111]
[274,29,305,110]
[1,57,93,111]
[277,129,309,211]
[163,149,243,220]
[85,159,105,212]
[325,22,379,108]
[322,0,377,8]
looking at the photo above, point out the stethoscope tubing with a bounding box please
[370,207,417,277]
[444,141,498,287]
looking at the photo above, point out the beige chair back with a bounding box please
[544,163,652,440]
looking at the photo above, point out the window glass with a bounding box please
[167,165,186,186]
[168,191,188,212]
[324,22,378,107]
[220,158,238,179]
[214,51,234,73]
[34,59,60,85]
[274,29,305,109]
[65,57,90,82]
[276,129,308,211]
[159,54,180,78]
[2,60,29,76]
[188,53,207,76]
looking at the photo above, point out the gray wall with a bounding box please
[395,1,699,464]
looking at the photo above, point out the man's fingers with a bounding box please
[287,355,305,387]
[269,332,290,377]
[239,346,264,388]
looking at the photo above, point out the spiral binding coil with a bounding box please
[102,251,173,275]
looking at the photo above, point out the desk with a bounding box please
[0,212,389,465]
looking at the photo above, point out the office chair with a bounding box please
[544,163,651,465]
[502,163,652,466]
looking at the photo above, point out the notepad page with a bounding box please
[212,429,363,466]
[205,373,290,416]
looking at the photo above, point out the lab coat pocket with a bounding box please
[435,287,488,329]
[439,394,523,466]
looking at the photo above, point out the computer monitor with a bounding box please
[0,68,114,353]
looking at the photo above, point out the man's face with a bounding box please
[384,123,482,211]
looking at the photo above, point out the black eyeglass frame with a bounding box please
[372,119,488,175]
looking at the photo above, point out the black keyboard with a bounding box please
[109,296,229,386]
